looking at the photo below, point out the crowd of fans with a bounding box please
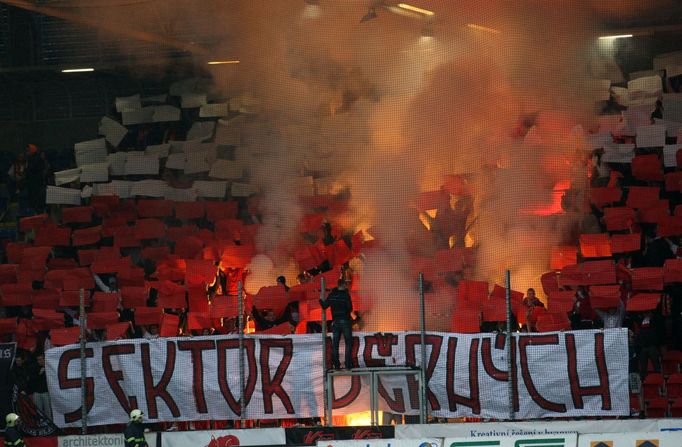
[0,71,681,430]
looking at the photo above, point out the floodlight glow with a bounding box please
[397,3,435,16]
[598,34,633,40]
[207,60,240,65]
[61,68,94,73]
[466,23,501,34]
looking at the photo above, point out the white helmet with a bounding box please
[5,413,19,427]
[129,409,143,423]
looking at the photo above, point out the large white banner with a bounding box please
[46,330,629,427]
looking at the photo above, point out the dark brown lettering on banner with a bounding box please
[363,333,405,413]
[446,337,481,414]
[102,344,138,414]
[480,334,519,412]
[404,334,443,411]
[519,334,567,413]
[178,339,215,414]
[141,341,180,418]
[58,348,95,423]
[565,332,612,410]
[216,338,257,416]
[260,338,295,414]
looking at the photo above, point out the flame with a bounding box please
[418,209,437,231]
[520,180,571,217]
[342,410,382,426]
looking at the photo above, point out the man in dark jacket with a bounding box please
[124,410,148,447]
[320,279,353,369]
[4,413,24,447]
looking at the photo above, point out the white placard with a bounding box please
[230,93,260,114]
[181,93,207,109]
[81,185,92,198]
[628,74,662,102]
[106,152,127,176]
[184,149,216,174]
[122,108,154,126]
[602,143,635,163]
[80,163,109,183]
[92,180,132,199]
[130,180,168,197]
[200,103,230,118]
[636,124,666,148]
[231,181,258,197]
[187,121,216,141]
[585,132,612,150]
[98,117,128,147]
[145,143,170,159]
[115,94,141,113]
[124,155,159,176]
[623,105,652,133]
[165,153,186,170]
[194,180,227,198]
[183,141,217,154]
[141,94,168,104]
[611,87,628,106]
[74,138,107,167]
[209,159,243,179]
[654,118,682,135]
[54,168,81,186]
[46,186,81,205]
[598,114,626,135]
[164,187,197,202]
[152,105,181,122]
[664,144,682,167]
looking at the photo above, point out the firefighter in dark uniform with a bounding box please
[4,413,25,447]
[124,410,148,447]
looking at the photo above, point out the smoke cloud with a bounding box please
[60,0,671,329]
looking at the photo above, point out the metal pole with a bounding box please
[505,270,514,421]
[320,277,329,426]
[237,281,245,426]
[418,272,427,424]
[78,288,87,435]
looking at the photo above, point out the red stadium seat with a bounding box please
[666,373,682,398]
[670,398,682,417]
[630,393,641,414]
[663,350,682,375]
[643,373,666,399]
[644,397,668,418]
